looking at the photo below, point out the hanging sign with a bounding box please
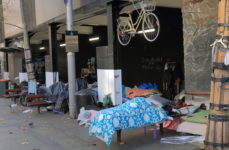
[65,31,79,52]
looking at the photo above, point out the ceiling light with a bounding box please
[39,47,45,50]
[138,29,156,34]
[60,43,66,47]
[89,37,100,42]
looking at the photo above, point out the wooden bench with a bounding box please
[26,94,52,113]
[27,101,52,113]
[5,88,26,93]
[4,88,27,103]
[5,94,21,98]
[26,94,46,99]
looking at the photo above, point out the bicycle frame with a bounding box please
[129,9,145,33]
[119,8,147,34]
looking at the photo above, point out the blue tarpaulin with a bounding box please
[89,97,168,145]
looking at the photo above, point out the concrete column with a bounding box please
[20,0,35,81]
[0,0,4,43]
[97,2,123,106]
[107,2,122,69]
[66,0,77,118]
[8,52,23,81]
[45,23,59,87]
[0,0,6,79]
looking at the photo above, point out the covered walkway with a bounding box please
[0,98,198,150]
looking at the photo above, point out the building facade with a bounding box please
[0,0,217,102]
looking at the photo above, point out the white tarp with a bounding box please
[19,72,28,83]
[97,69,122,105]
[45,72,59,87]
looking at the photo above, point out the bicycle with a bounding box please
[117,0,160,46]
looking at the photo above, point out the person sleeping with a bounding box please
[89,97,169,146]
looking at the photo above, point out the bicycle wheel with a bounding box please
[142,13,160,42]
[117,20,132,46]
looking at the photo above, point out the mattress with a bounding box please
[176,121,207,136]
[181,109,209,124]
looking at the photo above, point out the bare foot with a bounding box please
[119,140,126,145]
[148,127,155,131]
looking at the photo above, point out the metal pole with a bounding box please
[66,0,77,118]
[0,0,6,78]
[19,0,35,81]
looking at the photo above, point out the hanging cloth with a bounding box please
[224,50,229,65]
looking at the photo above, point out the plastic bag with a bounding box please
[161,136,204,145]
[77,107,98,127]
[103,94,113,107]
[224,51,229,65]
[173,104,200,115]
[22,109,33,114]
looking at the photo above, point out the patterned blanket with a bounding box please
[89,97,168,145]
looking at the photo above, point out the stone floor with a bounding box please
[0,98,200,150]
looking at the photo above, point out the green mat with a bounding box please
[181,109,209,124]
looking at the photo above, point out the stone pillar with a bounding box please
[8,52,23,81]
[97,2,123,105]
[45,23,59,87]
[182,0,218,94]
[0,0,4,43]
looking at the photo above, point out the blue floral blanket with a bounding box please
[89,97,168,145]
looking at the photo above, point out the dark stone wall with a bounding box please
[75,27,108,79]
[120,7,184,89]
[56,45,67,81]
[56,26,108,82]
[182,0,218,91]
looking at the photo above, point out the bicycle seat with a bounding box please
[123,10,134,14]
[119,10,133,17]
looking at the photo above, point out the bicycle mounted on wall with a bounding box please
[117,0,160,46]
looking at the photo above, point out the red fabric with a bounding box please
[162,117,183,130]
[90,111,98,121]
[178,102,193,107]
[126,88,153,99]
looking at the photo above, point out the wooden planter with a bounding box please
[205,0,229,149]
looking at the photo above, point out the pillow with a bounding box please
[146,95,171,108]
[174,104,200,115]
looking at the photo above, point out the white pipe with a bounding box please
[67,0,73,31]
[66,0,77,118]
[89,37,100,42]
[39,47,45,50]
[60,43,66,47]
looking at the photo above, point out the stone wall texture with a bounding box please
[0,0,4,42]
[182,0,218,91]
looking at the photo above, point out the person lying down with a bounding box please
[89,97,169,146]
